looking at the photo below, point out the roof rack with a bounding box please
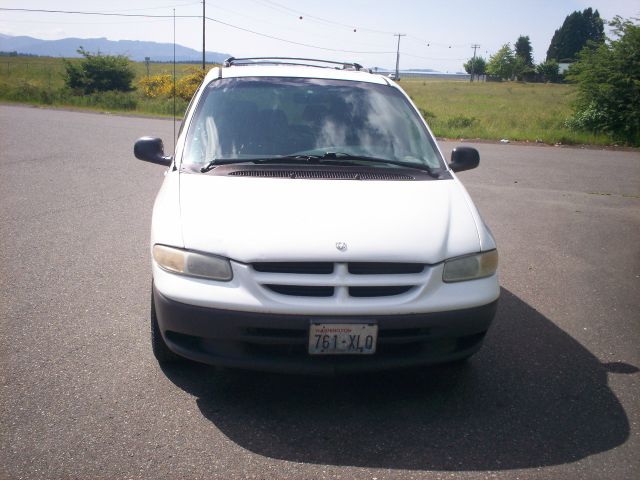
[223,57,365,71]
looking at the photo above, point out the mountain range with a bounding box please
[0,33,461,73]
[0,33,230,63]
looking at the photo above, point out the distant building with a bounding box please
[558,62,572,74]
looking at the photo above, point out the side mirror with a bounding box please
[449,146,479,172]
[134,137,172,167]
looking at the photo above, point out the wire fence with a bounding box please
[2,60,481,85]
[3,61,67,74]
[399,72,473,81]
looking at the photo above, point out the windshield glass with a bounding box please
[182,77,443,169]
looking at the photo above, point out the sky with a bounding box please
[1,0,638,72]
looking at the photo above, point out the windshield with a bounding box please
[182,77,443,169]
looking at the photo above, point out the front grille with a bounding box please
[253,262,334,274]
[265,285,334,297]
[251,261,428,300]
[348,286,414,297]
[253,262,425,275]
[348,263,425,275]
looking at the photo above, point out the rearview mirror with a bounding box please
[449,147,479,172]
[134,137,172,167]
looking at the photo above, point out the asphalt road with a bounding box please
[1,104,639,480]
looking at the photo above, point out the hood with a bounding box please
[179,174,481,264]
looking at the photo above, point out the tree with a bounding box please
[513,36,535,80]
[536,60,561,82]
[512,57,536,81]
[63,47,135,94]
[566,17,640,144]
[515,35,534,66]
[463,56,486,76]
[486,44,515,80]
[546,8,605,62]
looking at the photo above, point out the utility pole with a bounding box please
[394,33,405,80]
[202,0,206,70]
[470,44,480,82]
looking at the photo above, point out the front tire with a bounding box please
[151,286,180,364]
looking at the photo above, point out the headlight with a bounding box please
[153,244,233,281]
[443,250,498,283]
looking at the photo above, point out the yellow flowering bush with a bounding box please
[175,68,207,101]
[138,67,214,101]
[138,74,173,98]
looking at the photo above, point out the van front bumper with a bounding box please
[153,286,498,374]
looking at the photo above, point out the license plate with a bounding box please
[308,323,378,355]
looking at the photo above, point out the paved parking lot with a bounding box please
[1,104,638,479]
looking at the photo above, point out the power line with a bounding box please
[251,0,472,51]
[205,2,392,50]
[0,7,395,55]
[247,0,396,35]
[406,36,469,49]
[0,6,471,63]
[0,7,198,18]
[98,1,201,13]
[248,1,472,52]
[247,1,474,53]
[1,4,469,50]
[401,52,467,62]
[204,15,394,54]
[1,18,169,25]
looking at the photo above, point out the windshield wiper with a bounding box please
[199,154,323,173]
[200,152,440,177]
[319,152,441,177]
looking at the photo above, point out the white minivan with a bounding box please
[134,57,499,374]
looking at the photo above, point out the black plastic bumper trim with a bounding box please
[153,286,498,374]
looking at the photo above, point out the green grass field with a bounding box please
[401,79,610,145]
[1,56,198,88]
[0,56,199,115]
[0,56,615,145]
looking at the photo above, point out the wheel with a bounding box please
[150,286,181,364]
